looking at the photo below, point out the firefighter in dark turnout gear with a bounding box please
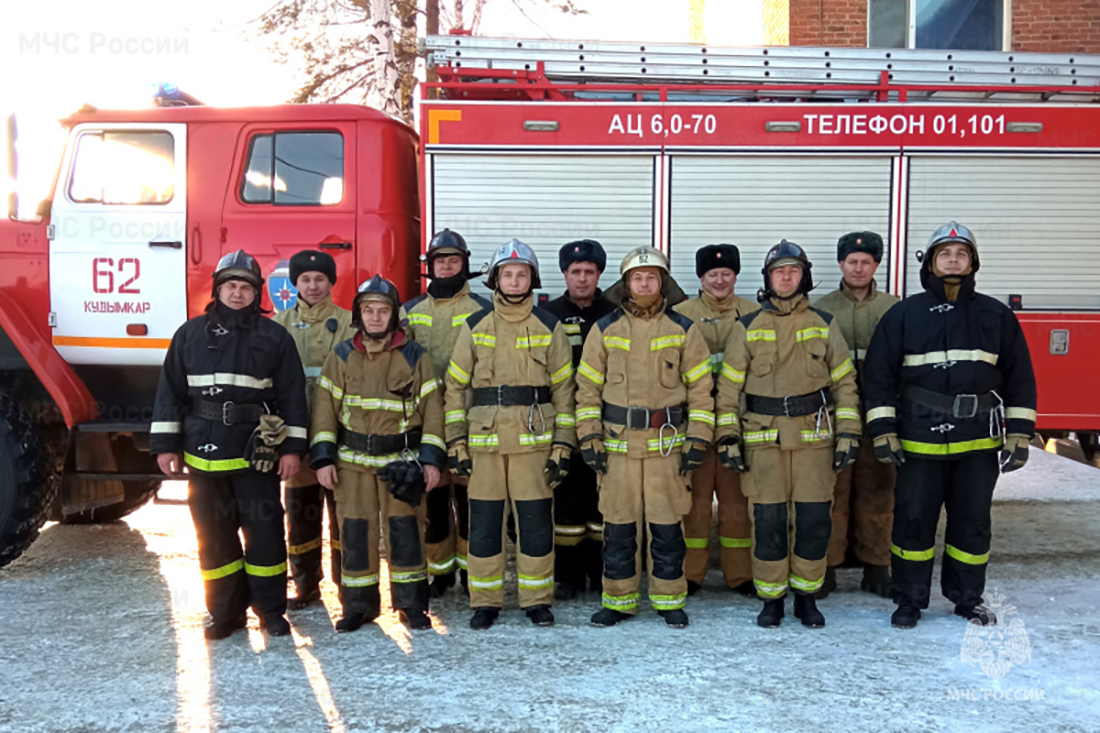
[814,233,899,599]
[863,222,1037,629]
[311,275,446,633]
[402,229,491,597]
[272,250,355,609]
[153,250,309,640]
[673,244,760,597]
[543,240,617,599]
[716,241,861,629]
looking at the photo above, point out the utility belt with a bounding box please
[746,390,832,418]
[192,399,270,426]
[339,429,421,455]
[471,385,551,407]
[602,402,686,430]
[902,385,1000,419]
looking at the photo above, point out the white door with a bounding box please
[49,123,187,365]
[430,153,656,297]
[669,155,894,298]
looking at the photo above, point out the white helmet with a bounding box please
[486,238,541,290]
[620,246,670,276]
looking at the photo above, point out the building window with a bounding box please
[241,131,344,206]
[869,0,1007,51]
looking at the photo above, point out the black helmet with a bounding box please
[351,274,402,334]
[761,239,814,299]
[424,228,479,278]
[212,249,263,296]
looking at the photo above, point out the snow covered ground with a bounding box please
[2,448,1098,732]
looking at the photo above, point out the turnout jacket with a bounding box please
[575,301,715,458]
[150,303,309,473]
[673,290,761,397]
[444,293,577,454]
[402,282,492,381]
[715,296,861,449]
[543,289,618,367]
[814,280,899,398]
[309,329,446,471]
[863,271,1037,458]
[271,295,355,488]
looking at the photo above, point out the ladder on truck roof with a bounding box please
[425,35,1100,103]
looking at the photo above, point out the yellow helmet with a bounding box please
[619,246,669,276]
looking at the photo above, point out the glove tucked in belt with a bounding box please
[245,414,289,473]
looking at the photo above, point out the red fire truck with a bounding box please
[1,35,1098,565]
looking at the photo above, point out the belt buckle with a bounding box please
[953,394,978,419]
[782,395,793,418]
[627,406,649,430]
[495,385,507,406]
[222,400,234,426]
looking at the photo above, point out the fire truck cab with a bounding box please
[0,103,418,564]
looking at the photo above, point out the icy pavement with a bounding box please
[2,450,1099,733]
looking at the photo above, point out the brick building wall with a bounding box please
[781,0,1100,53]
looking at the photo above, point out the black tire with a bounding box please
[59,479,161,525]
[1077,431,1100,465]
[0,389,51,568]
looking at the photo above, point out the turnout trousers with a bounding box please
[188,470,287,623]
[332,468,429,617]
[891,452,998,610]
[827,439,896,567]
[467,450,554,609]
[286,483,341,594]
[425,472,469,579]
[599,451,691,615]
[742,444,834,599]
[683,447,752,587]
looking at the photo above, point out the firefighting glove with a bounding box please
[381,459,426,507]
[833,433,860,473]
[447,439,472,478]
[717,436,746,473]
[544,443,572,488]
[679,438,707,476]
[873,433,906,467]
[1000,434,1030,473]
[245,415,289,473]
[579,434,608,475]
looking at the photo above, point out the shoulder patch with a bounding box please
[809,307,834,325]
[403,293,428,311]
[531,306,560,331]
[398,339,427,369]
[470,292,493,310]
[333,339,356,362]
[663,308,695,332]
[595,308,625,332]
[739,310,765,329]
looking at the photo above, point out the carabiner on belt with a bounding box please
[657,407,676,457]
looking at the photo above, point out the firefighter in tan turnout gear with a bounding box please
[402,229,491,596]
[673,244,760,597]
[311,275,446,633]
[443,239,576,630]
[576,246,714,629]
[271,250,355,609]
[716,241,861,629]
[814,232,899,599]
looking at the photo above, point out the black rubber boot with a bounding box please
[816,567,838,600]
[260,614,292,637]
[731,580,757,597]
[204,613,247,641]
[400,608,433,630]
[460,569,469,592]
[891,605,922,629]
[469,607,500,630]
[757,598,785,628]
[659,609,689,628]
[335,613,365,634]
[590,608,631,627]
[687,580,702,596]
[429,571,456,599]
[554,545,586,600]
[955,604,997,626]
[793,594,825,628]
[860,565,891,598]
[288,586,321,610]
[525,605,555,627]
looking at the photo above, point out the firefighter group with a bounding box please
[150,221,1037,640]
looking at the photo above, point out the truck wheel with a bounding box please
[0,390,50,568]
[1077,431,1100,466]
[59,479,161,525]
